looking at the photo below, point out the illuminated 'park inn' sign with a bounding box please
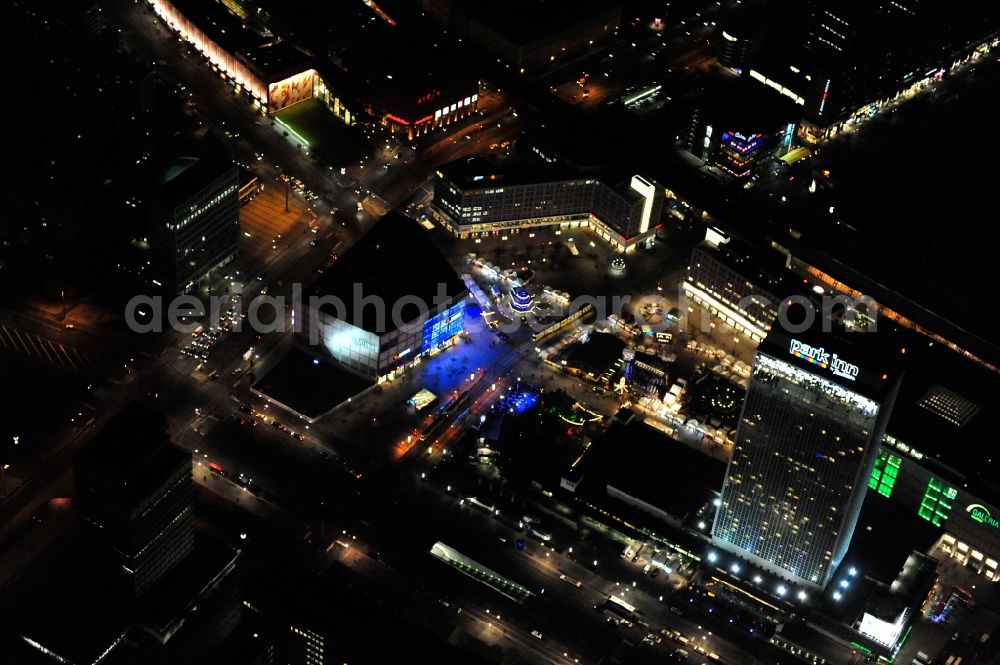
[968,504,1000,529]
[789,339,860,381]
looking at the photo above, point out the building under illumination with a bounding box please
[142,154,240,294]
[712,324,902,588]
[683,227,805,342]
[685,78,800,179]
[307,212,468,382]
[432,156,664,251]
[74,404,195,598]
[147,0,355,122]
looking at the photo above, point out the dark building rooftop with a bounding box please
[693,231,806,299]
[838,494,940,589]
[560,332,626,377]
[885,332,1000,506]
[309,212,467,334]
[447,0,620,45]
[440,154,578,189]
[169,0,265,54]
[252,347,373,419]
[694,74,802,132]
[9,554,133,665]
[151,153,236,209]
[605,419,727,524]
[139,533,240,638]
[244,563,468,664]
[439,155,644,204]
[73,403,190,512]
[239,40,314,82]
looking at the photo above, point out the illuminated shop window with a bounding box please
[918,477,957,526]
[421,302,465,352]
[868,451,901,498]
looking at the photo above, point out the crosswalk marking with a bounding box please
[0,324,98,373]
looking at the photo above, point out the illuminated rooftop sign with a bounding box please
[789,338,859,381]
[968,504,999,528]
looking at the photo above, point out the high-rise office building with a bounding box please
[140,154,240,293]
[74,403,195,598]
[712,324,901,587]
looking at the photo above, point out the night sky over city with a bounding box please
[2,1,1000,664]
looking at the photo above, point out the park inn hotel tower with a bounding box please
[712,321,902,589]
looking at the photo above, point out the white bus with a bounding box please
[608,595,637,616]
[528,526,552,542]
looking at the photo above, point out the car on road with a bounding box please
[208,462,226,477]
[530,630,543,640]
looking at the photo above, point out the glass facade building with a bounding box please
[713,330,899,587]
[309,213,469,382]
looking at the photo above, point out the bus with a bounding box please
[465,497,496,514]
[528,526,552,542]
[606,595,637,619]
[559,574,584,588]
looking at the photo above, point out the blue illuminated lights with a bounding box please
[421,301,466,353]
[721,132,766,155]
[498,390,539,416]
[718,131,769,178]
[510,288,534,313]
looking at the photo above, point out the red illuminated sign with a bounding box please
[416,90,442,104]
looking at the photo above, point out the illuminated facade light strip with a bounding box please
[622,85,662,106]
[275,117,310,147]
[681,280,769,339]
[748,69,805,105]
[755,353,880,414]
[709,576,783,612]
[630,175,656,234]
[148,0,267,102]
